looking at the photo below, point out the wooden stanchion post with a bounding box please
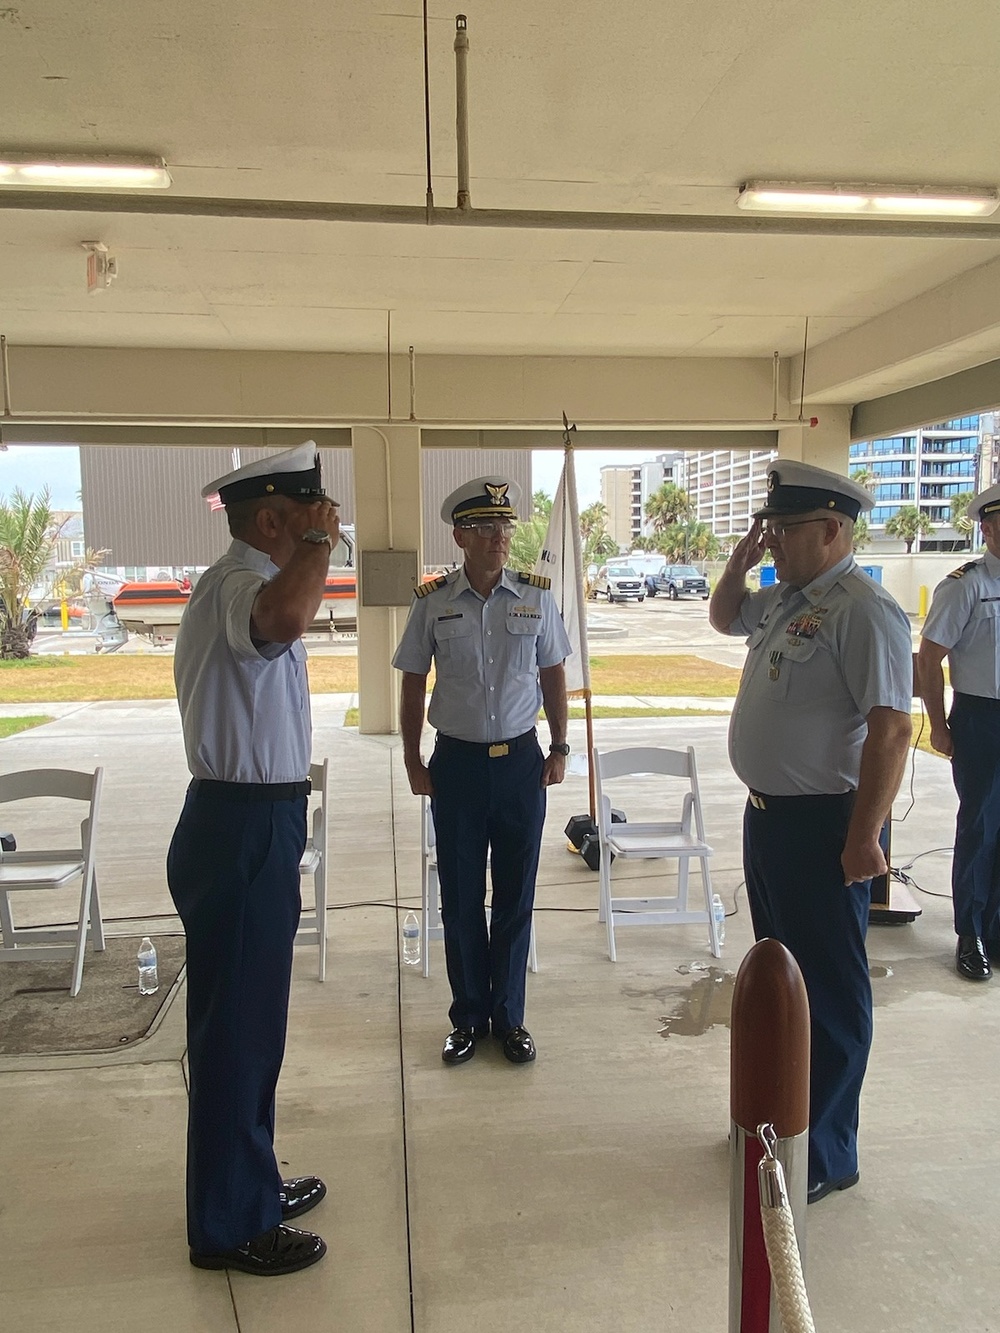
[729,939,810,1333]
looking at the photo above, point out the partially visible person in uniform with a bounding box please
[167,441,340,1276]
[918,481,1000,981]
[710,460,912,1204]
[393,476,571,1066]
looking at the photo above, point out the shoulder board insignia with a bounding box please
[414,575,448,598]
[517,572,551,590]
[947,560,981,580]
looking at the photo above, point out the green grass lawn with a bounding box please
[0,652,741,704]
[0,715,54,739]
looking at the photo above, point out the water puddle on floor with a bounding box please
[657,964,736,1039]
[649,959,898,1040]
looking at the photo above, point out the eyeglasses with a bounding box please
[764,517,832,540]
[458,521,516,537]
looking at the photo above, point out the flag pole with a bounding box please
[558,413,595,821]
[535,412,597,838]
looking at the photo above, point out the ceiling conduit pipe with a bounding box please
[454,15,471,211]
[4,192,1000,239]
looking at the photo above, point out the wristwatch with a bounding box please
[302,528,332,548]
[548,743,571,756]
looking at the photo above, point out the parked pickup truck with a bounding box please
[646,564,710,600]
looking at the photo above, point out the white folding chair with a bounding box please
[295,759,329,981]
[0,767,106,996]
[420,795,538,979]
[593,746,720,962]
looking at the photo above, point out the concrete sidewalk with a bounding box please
[0,700,993,1333]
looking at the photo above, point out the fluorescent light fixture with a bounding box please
[0,153,171,189]
[737,180,1000,218]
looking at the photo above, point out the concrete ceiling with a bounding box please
[3,0,1000,407]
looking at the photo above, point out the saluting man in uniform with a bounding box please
[168,442,339,1276]
[918,482,1000,981]
[393,476,571,1066]
[710,461,912,1204]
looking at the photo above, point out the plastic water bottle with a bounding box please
[402,912,421,966]
[137,937,159,994]
[712,895,726,948]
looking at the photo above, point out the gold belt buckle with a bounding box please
[488,743,509,758]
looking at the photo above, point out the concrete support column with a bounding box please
[776,405,853,472]
[351,424,422,734]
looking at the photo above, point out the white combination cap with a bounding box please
[440,475,522,525]
[753,460,874,521]
[202,440,324,505]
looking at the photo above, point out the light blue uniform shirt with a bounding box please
[722,554,913,796]
[922,552,1000,699]
[392,567,572,743]
[174,540,311,783]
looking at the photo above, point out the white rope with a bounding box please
[757,1124,817,1333]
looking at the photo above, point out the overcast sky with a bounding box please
[1,443,664,513]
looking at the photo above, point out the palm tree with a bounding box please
[950,491,975,547]
[531,490,553,520]
[644,483,691,534]
[884,505,933,553]
[507,516,549,573]
[850,468,878,497]
[579,501,610,540]
[852,515,870,552]
[0,488,60,659]
[683,521,720,562]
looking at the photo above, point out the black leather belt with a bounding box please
[190,778,311,802]
[437,729,537,759]
[748,789,852,811]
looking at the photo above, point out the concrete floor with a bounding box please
[0,696,995,1333]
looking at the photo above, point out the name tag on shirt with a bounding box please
[436,612,464,621]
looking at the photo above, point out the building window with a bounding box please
[70,540,85,558]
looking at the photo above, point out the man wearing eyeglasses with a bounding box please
[393,476,571,1066]
[710,460,912,1205]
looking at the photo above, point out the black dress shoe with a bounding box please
[956,934,992,981]
[807,1171,859,1205]
[279,1175,327,1221]
[190,1223,326,1275]
[496,1025,536,1064]
[442,1028,477,1063]
[985,938,1000,968]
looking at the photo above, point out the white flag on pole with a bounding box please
[535,447,591,696]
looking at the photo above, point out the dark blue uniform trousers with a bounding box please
[743,792,872,1189]
[166,786,306,1253]
[948,692,1000,941]
[429,733,545,1034]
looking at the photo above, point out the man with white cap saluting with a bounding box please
[393,475,571,1067]
[710,460,913,1205]
[167,441,339,1276]
[919,481,1000,982]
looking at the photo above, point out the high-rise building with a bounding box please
[849,415,989,551]
[599,452,686,549]
[687,448,775,538]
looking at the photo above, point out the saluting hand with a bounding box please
[728,518,767,576]
[288,497,342,546]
